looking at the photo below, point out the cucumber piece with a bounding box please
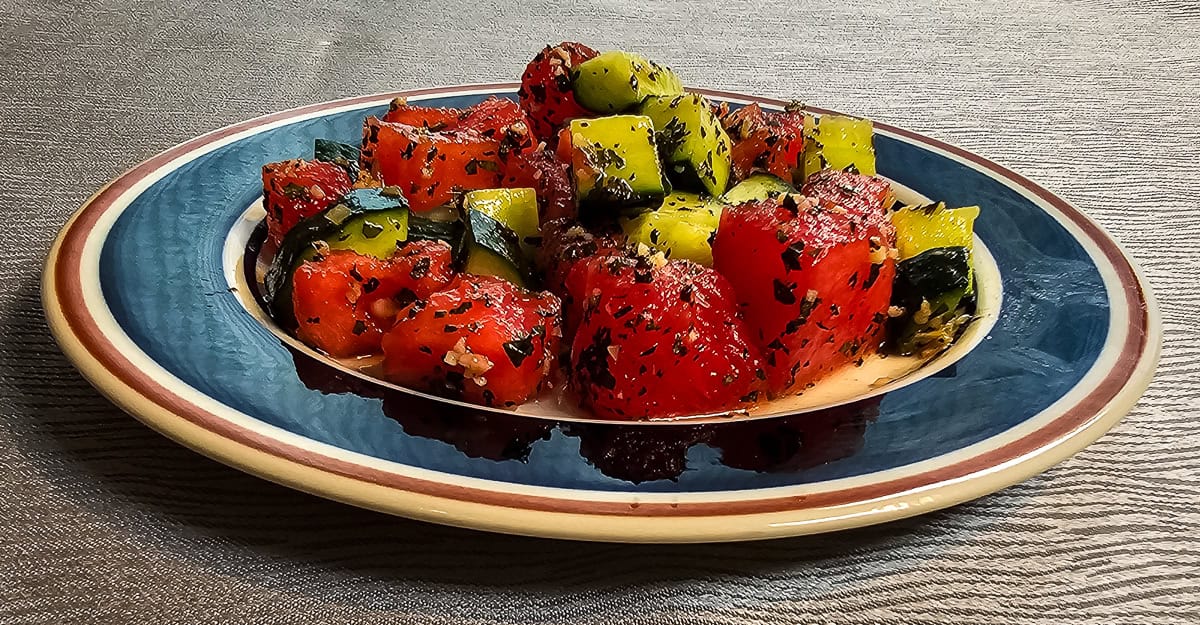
[313,138,361,178]
[623,211,713,265]
[407,213,467,271]
[622,192,723,265]
[570,50,684,114]
[464,248,526,287]
[639,94,732,196]
[264,187,410,324]
[890,247,975,357]
[721,173,796,204]
[818,115,876,175]
[802,114,876,178]
[463,209,529,287]
[567,115,670,218]
[321,209,408,260]
[893,247,971,312]
[891,202,980,261]
[660,191,722,228]
[462,188,540,255]
[407,214,464,246]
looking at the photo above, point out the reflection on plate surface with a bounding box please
[291,345,879,483]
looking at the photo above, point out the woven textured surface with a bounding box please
[2,0,1197,622]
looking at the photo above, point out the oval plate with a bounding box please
[43,85,1160,543]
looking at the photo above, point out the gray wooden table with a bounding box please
[2,1,1197,623]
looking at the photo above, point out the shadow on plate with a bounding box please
[290,345,879,484]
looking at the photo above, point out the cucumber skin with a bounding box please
[462,210,531,287]
[640,94,733,196]
[722,173,796,204]
[263,187,410,325]
[887,246,976,356]
[892,246,971,311]
[313,138,361,178]
[568,116,671,221]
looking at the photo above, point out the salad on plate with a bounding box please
[254,42,982,421]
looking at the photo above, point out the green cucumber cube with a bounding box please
[640,94,732,196]
[567,115,670,217]
[571,51,684,113]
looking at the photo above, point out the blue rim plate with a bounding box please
[42,84,1160,543]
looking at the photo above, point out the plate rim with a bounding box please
[41,83,1162,543]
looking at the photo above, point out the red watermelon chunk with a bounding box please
[292,242,456,358]
[382,99,461,129]
[381,275,562,408]
[457,96,535,155]
[361,117,504,212]
[362,97,534,212]
[718,103,806,184]
[261,159,353,247]
[712,192,895,395]
[382,95,533,153]
[537,219,631,337]
[569,256,766,420]
[800,168,895,239]
[517,42,600,141]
